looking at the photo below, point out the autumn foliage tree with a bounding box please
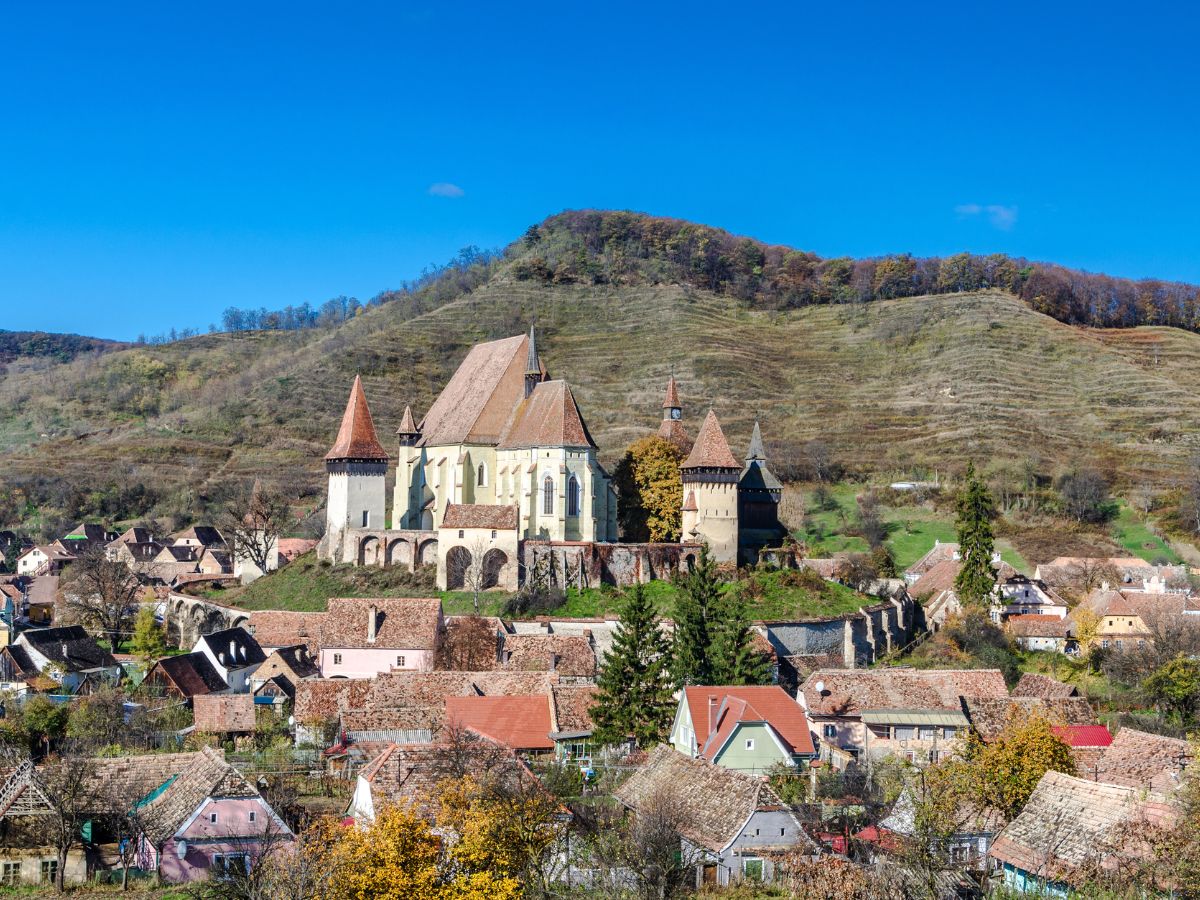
[613,436,683,542]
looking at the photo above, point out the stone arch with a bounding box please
[684,553,697,573]
[387,538,412,567]
[417,538,438,567]
[358,535,382,566]
[446,546,472,590]
[481,549,508,590]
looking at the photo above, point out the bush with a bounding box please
[501,586,566,619]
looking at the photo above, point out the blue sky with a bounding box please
[1,1,1197,340]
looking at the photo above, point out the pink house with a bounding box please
[317,597,444,679]
[134,746,291,883]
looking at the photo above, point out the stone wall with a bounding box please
[164,593,249,648]
[522,541,704,589]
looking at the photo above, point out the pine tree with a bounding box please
[955,462,998,607]
[709,590,771,686]
[130,604,166,663]
[671,545,720,687]
[591,584,676,747]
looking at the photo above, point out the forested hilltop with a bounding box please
[5,209,1200,539]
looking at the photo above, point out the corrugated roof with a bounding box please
[326,375,389,461]
[860,709,969,727]
[1051,724,1112,748]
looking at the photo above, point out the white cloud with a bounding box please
[955,202,1018,231]
[428,182,464,198]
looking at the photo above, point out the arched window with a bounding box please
[567,475,580,517]
[477,463,487,487]
[543,476,554,515]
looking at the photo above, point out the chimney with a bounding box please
[1101,580,1110,592]
[548,652,559,672]
[230,639,237,659]
[708,696,718,735]
[367,605,377,643]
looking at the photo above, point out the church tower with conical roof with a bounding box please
[679,409,742,562]
[737,420,786,563]
[656,375,692,453]
[392,405,425,530]
[323,375,389,555]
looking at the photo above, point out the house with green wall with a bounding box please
[670,685,816,774]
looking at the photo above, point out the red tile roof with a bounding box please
[685,686,815,758]
[326,375,389,461]
[444,695,554,750]
[681,410,740,469]
[662,375,680,409]
[1051,724,1112,748]
[497,380,596,450]
[442,504,519,531]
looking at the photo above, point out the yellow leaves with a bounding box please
[615,435,684,542]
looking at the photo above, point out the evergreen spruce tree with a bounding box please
[709,590,771,686]
[591,584,676,746]
[955,462,998,607]
[671,544,720,687]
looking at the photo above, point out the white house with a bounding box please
[192,627,266,693]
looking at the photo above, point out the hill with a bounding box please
[3,210,1200,536]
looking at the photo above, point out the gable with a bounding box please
[712,723,790,768]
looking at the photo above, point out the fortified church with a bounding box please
[317,329,784,589]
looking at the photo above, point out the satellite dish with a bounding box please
[176,840,188,859]
[815,680,825,694]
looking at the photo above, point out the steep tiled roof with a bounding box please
[1007,615,1073,638]
[684,686,815,758]
[800,668,1008,717]
[681,490,698,512]
[1093,728,1193,791]
[148,652,228,697]
[294,678,372,724]
[445,695,554,750]
[193,694,257,733]
[662,375,680,408]
[681,410,740,469]
[497,380,596,449]
[989,770,1177,881]
[502,633,596,678]
[1012,673,1078,699]
[551,685,598,733]
[396,404,418,435]
[442,504,519,531]
[964,697,1096,742]
[247,610,327,652]
[136,747,259,845]
[19,625,118,673]
[905,541,960,578]
[615,745,800,853]
[909,559,961,599]
[196,627,267,669]
[319,598,443,651]
[325,375,389,461]
[418,334,535,447]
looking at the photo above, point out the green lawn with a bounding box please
[1110,502,1181,564]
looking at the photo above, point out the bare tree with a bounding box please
[60,546,141,652]
[36,754,104,892]
[446,536,496,613]
[620,789,706,900]
[437,615,501,670]
[221,479,288,577]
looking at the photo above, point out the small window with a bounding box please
[823,724,837,738]
[396,655,406,667]
[477,463,487,487]
[213,853,249,880]
[943,726,957,739]
[248,810,256,823]
[209,811,218,824]
[333,653,342,665]
[0,862,19,885]
[894,725,916,741]
[744,738,755,750]
[40,860,57,884]
[543,477,554,515]
[491,530,497,539]
[754,827,760,836]
[361,510,369,527]
[779,827,786,836]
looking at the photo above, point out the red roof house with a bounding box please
[444,695,554,752]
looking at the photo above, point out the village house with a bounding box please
[0,625,120,695]
[1011,673,1079,700]
[192,693,257,741]
[1090,727,1192,792]
[960,696,1097,745]
[170,526,227,550]
[669,686,817,773]
[438,503,520,591]
[1034,556,1189,591]
[58,523,118,554]
[251,644,320,705]
[1006,615,1075,653]
[191,627,266,693]
[988,770,1177,896]
[615,745,818,886]
[15,544,74,577]
[444,694,555,753]
[499,632,597,680]
[316,597,444,679]
[1071,585,1198,651]
[798,668,1008,766]
[245,609,325,654]
[872,789,1004,871]
[143,652,229,701]
[991,574,1069,623]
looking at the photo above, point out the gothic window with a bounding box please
[477,463,487,487]
[543,477,554,515]
[567,476,580,517]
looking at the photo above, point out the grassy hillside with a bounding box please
[5,215,1200,538]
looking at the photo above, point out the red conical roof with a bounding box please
[681,410,740,469]
[325,376,389,461]
[663,375,680,409]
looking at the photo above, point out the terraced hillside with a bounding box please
[3,270,1200,535]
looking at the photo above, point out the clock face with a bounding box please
[671,408,681,419]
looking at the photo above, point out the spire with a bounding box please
[396,404,420,447]
[524,326,541,398]
[746,420,766,461]
[325,376,389,461]
[662,375,680,411]
[681,410,741,470]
